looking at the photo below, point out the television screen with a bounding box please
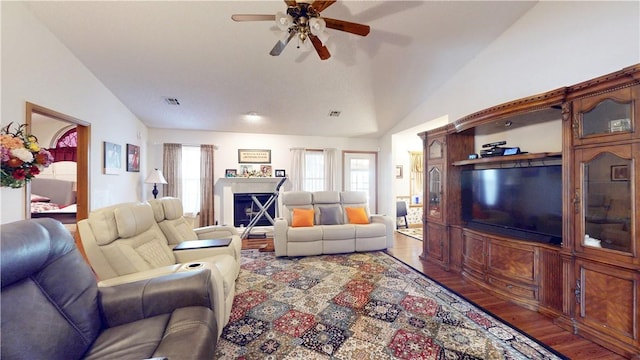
[461,165,562,244]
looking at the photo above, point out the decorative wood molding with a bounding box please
[451,64,640,135]
[454,88,567,133]
[565,64,640,101]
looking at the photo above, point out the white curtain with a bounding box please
[324,148,339,191]
[290,148,305,191]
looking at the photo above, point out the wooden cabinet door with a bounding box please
[462,230,485,281]
[425,222,445,263]
[486,238,536,284]
[486,238,539,305]
[574,259,640,357]
[449,225,464,272]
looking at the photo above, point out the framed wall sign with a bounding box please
[238,149,271,164]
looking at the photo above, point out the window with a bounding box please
[304,150,324,192]
[181,146,200,214]
[55,127,77,148]
[47,126,77,162]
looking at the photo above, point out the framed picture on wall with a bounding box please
[103,141,122,175]
[395,165,403,179]
[126,144,140,172]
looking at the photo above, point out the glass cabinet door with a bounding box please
[581,99,631,137]
[429,139,443,160]
[581,151,632,254]
[428,166,441,217]
[574,85,637,145]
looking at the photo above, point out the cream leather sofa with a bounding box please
[77,201,240,335]
[274,191,393,257]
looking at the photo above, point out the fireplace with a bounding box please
[216,177,285,228]
[233,193,277,227]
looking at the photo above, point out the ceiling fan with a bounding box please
[231,0,370,60]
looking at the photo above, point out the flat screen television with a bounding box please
[461,165,562,245]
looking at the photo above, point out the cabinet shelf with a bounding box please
[452,152,561,166]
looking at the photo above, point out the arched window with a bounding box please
[48,127,77,162]
[56,127,77,147]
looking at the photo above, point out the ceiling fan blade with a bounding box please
[231,14,276,22]
[309,35,331,60]
[324,17,370,36]
[311,0,336,12]
[270,32,296,56]
[284,0,297,7]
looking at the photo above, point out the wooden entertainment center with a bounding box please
[419,64,639,359]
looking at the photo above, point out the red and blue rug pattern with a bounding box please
[215,250,565,359]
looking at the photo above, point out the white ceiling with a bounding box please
[25,1,536,138]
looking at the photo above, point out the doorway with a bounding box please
[25,102,90,222]
[342,151,378,212]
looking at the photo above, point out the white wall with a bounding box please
[384,1,639,218]
[1,2,148,223]
[2,1,638,225]
[147,128,380,224]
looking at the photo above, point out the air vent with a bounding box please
[328,110,341,117]
[164,97,180,106]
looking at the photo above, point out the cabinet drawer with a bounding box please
[488,275,538,301]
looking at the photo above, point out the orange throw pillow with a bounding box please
[345,207,369,224]
[292,208,315,227]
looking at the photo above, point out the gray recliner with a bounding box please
[1,218,218,360]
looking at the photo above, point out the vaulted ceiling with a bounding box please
[25,1,536,138]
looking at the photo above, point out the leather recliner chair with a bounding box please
[77,202,239,334]
[1,218,218,359]
[148,196,242,261]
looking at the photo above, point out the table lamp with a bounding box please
[144,168,168,199]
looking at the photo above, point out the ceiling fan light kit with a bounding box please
[232,0,370,61]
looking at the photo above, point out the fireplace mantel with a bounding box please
[217,177,282,194]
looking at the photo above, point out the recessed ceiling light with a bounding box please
[245,111,260,121]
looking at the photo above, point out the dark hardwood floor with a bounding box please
[386,233,627,360]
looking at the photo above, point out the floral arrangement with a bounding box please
[1,122,54,188]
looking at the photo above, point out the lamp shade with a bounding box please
[276,11,293,31]
[309,17,326,35]
[145,169,167,184]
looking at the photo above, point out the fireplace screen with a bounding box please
[233,193,277,227]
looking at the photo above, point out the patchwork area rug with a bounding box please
[215,250,565,359]
[397,227,423,241]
